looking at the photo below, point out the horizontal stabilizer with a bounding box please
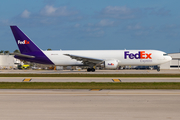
[12,53,35,58]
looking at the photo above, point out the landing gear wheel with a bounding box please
[87,68,91,72]
[157,67,160,72]
[92,68,95,72]
[87,68,96,72]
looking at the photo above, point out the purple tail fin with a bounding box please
[10,26,41,54]
[10,26,54,65]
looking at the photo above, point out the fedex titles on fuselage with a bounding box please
[18,40,30,44]
[124,51,152,59]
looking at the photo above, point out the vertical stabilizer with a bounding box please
[10,26,54,65]
[10,26,41,54]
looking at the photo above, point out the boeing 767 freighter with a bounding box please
[10,26,172,72]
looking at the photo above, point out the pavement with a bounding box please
[0,89,180,120]
[0,70,179,120]
[0,77,180,82]
[1,69,180,74]
[0,69,180,82]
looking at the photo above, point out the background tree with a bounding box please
[0,50,3,54]
[4,51,9,55]
[14,49,20,53]
[47,48,52,51]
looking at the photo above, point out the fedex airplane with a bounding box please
[10,26,172,72]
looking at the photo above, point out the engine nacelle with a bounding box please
[104,59,119,69]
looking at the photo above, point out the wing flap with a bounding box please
[64,54,103,65]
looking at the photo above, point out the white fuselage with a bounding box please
[42,50,172,66]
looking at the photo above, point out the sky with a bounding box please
[0,0,180,53]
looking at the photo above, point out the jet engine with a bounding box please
[104,59,119,69]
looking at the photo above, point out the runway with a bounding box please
[1,69,180,74]
[0,89,180,120]
[0,77,180,82]
[0,70,179,119]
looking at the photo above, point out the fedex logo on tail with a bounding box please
[18,40,30,44]
[124,51,152,59]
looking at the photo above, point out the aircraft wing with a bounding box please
[64,54,104,65]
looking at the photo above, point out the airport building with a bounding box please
[160,53,180,69]
[0,55,21,69]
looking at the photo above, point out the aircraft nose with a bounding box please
[169,56,172,60]
[166,56,172,61]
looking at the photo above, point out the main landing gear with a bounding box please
[87,68,95,72]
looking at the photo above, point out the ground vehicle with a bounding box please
[18,65,30,69]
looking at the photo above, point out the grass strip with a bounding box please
[0,82,180,89]
[1,74,180,77]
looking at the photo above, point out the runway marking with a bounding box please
[23,78,32,82]
[112,79,121,82]
[90,89,102,91]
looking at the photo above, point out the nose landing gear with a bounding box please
[157,66,160,72]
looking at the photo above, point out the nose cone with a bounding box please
[165,56,172,61]
[169,56,172,61]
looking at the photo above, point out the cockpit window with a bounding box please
[163,54,168,56]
